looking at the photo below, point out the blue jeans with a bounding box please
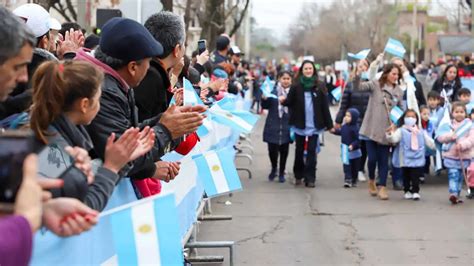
[366,140,390,186]
[448,168,463,196]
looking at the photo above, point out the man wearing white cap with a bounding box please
[13,3,52,51]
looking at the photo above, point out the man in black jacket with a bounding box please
[82,18,205,181]
[135,11,209,121]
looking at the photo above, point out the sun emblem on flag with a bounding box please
[212,165,220,172]
[138,224,152,234]
[226,113,233,118]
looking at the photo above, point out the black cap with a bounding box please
[215,35,230,51]
[99,17,163,61]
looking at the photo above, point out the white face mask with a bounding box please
[404,117,416,127]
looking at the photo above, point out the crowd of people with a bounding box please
[258,49,474,204]
[0,3,473,265]
[0,4,259,265]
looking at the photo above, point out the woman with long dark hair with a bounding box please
[282,60,333,187]
[354,55,403,200]
[431,64,462,102]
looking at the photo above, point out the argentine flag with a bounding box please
[348,49,370,60]
[183,77,204,106]
[436,105,452,138]
[193,147,242,197]
[105,193,183,266]
[384,38,406,58]
[331,86,342,102]
[209,97,259,133]
[389,106,404,124]
[260,76,277,98]
[443,119,473,151]
[341,144,350,165]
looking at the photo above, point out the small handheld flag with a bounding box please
[341,144,350,165]
[348,49,370,60]
[389,106,404,124]
[260,76,277,99]
[384,38,406,58]
[331,86,342,102]
[183,77,204,106]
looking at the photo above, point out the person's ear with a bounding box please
[127,61,138,77]
[172,44,180,58]
[75,98,90,114]
[40,35,49,50]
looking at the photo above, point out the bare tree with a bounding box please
[161,0,173,12]
[32,0,77,22]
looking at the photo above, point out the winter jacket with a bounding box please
[283,80,333,131]
[75,49,175,179]
[353,76,403,145]
[387,126,435,168]
[0,215,32,266]
[134,59,173,122]
[44,115,119,211]
[431,78,462,102]
[437,119,474,161]
[335,81,370,126]
[261,86,291,145]
[333,108,362,159]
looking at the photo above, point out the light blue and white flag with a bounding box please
[443,119,473,151]
[384,38,406,58]
[341,144,350,165]
[260,76,277,98]
[436,105,452,138]
[389,106,404,124]
[183,77,204,106]
[331,86,342,102]
[193,147,242,197]
[200,74,210,84]
[348,48,370,60]
[106,193,183,266]
[209,97,259,133]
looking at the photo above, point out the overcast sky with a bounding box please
[251,0,457,42]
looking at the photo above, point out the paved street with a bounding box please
[197,107,474,266]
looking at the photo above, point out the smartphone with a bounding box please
[0,130,37,212]
[197,39,206,55]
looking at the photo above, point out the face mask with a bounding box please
[361,71,369,80]
[404,117,416,127]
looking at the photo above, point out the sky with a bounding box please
[250,0,457,42]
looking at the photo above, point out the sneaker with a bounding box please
[268,168,277,181]
[449,194,458,204]
[351,182,357,187]
[404,191,413,199]
[466,189,474,199]
[344,182,351,188]
[278,174,286,183]
[393,181,403,191]
[412,193,420,201]
[358,171,367,182]
[305,182,316,188]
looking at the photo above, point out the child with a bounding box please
[437,102,474,204]
[332,108,362,188]
[387,109,435,200]
[262,71,293,183]
[457,88,472,114]
[427,90,442,127]
[420,105,435,183]
[467,109,474,199]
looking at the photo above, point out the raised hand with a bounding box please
[128,126,156,161]
[103,128,140,174]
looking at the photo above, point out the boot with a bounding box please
[368,180,377,196]
[378,186,389,200]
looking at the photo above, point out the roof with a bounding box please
[438,35,474,54]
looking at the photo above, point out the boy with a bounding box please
[427,90,442,128]
[457,88,472,114]
[420,105,435,183]
[331,108,362,188]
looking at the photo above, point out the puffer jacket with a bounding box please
[261,85,291,145]
[335,81,370,126]
[437,119,474,160]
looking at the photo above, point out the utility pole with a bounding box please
[410,0,417,63]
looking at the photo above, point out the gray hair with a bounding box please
[0,6,36,65]
[144,11,185,59]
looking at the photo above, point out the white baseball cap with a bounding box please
[49,18,62,31]
[13,3,51,38]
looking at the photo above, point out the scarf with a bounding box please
[300,76,316,91]
[276,83,289,118]
[51,114,94,151]
[403,124,420,150]
[421,119,428,129]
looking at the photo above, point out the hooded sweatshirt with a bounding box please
[334,108,362,159]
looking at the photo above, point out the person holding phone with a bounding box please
[29,60,156,211]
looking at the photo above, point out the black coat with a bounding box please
[431,78,462,102]
[283,81,333,130]
[134,60,173,122]
[335,81,370,126]
[403,79,426,106]
[86,74,175,179]
[261,88,291,145]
